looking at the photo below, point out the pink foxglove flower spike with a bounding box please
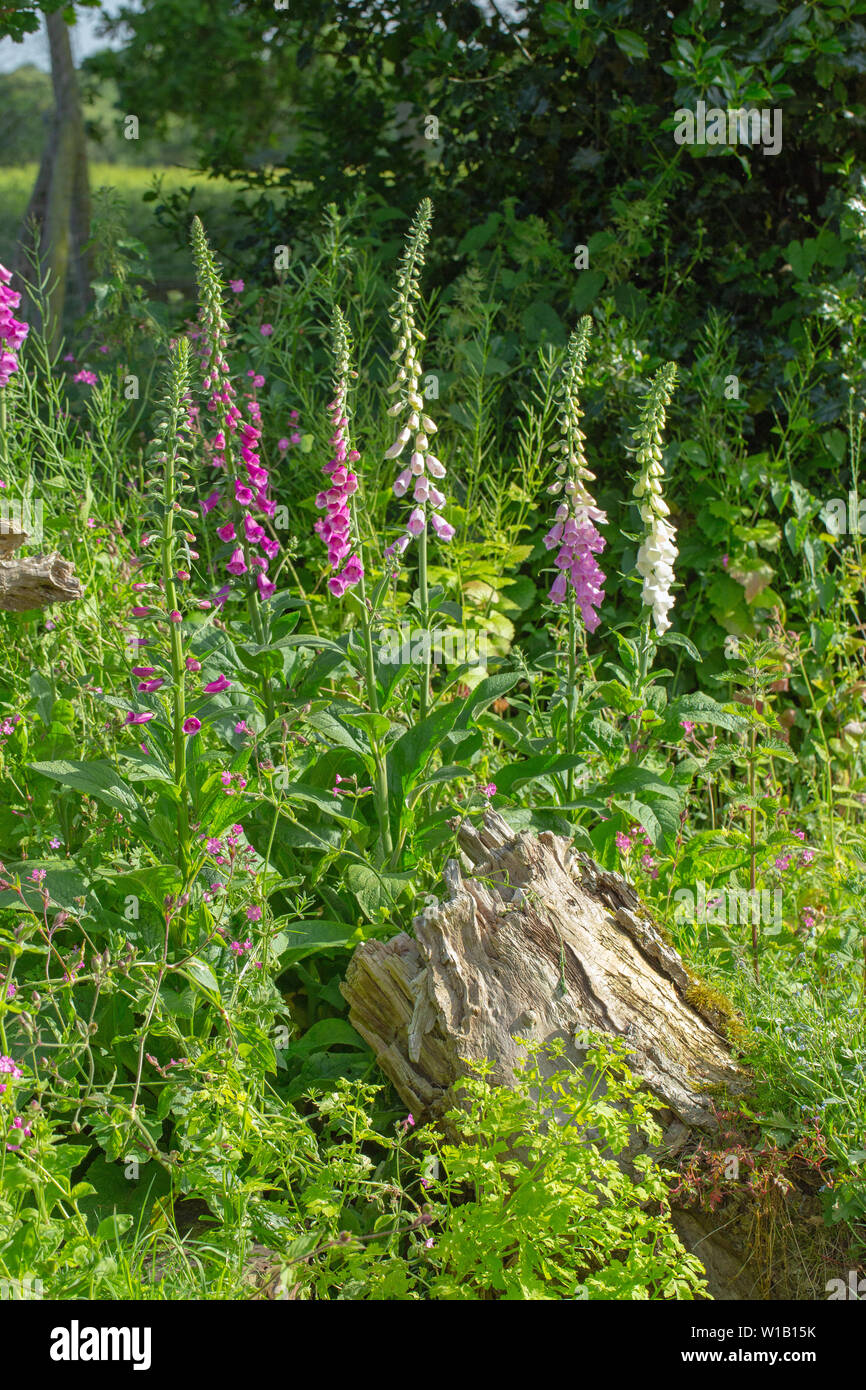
[315,307,365,598]
[0,264,29,389]
[543,317,606,633]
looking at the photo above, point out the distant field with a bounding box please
[0,163,272,288]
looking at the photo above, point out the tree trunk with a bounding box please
[16,8,92,345]
[342,810,834,1300]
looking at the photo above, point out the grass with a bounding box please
[0,163,251,288]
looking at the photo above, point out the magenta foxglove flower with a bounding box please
[315,308,364,597]
[542,319,606,634]
[0,266,29,389]
[182,716,201,735]
[203,674,231,693]
[190,219,281,604]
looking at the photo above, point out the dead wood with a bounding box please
[0,552,84,611]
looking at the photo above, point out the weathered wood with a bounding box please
[0,526,27,558]
[343,809,748,1126]
[341,810,832,1299]
[0,552,83,610]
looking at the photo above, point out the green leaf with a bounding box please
[389,703,462,791]
[272,918,358,962]
[455,672,519,728]
[663,694,748,739]
[659,630,703,663]
[29,759,144,821]
[292,1018,367,1055]
[304,708,369,755]
[177,957,220,998]
[96,1213,134,1242]
[495,753,588,797]
[116,864,184,909]
[614,28,649,60]
[345,862,413,921]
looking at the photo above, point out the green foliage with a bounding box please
[1,115,865,1298]
[418,1039,709,1301]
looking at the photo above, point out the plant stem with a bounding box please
[418,524,431,723]
[748,724,759,983]
[566,588,577,803]
[160,420,191,880]
[357,576,393,862]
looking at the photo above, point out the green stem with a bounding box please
[418,524,431,723]
[357,577,393,862]
[748,725,759,984]
[566,588,577,803]
[161,449,190,880]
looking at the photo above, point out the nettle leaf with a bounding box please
[116,864,184,910]
[610,796,678,847]
[662,693,748,739]
[345,861,414,921]
[29,758,145,822]
[305,706,371,755]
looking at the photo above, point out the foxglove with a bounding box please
[630,363,678,636]
[383,199,453,558]
[543,317,606,633]
[190,218,279,603]
[0,265,29,389]
[315,307,364,597]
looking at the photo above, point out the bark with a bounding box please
[16,9,92,344]
[0,552,83,610]
[341,810,831,1299]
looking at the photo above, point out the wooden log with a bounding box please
[341,810,827,1299]
[0,552,84,611]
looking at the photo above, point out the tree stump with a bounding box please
[342,810,828,1299]
[0,552,83,611]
